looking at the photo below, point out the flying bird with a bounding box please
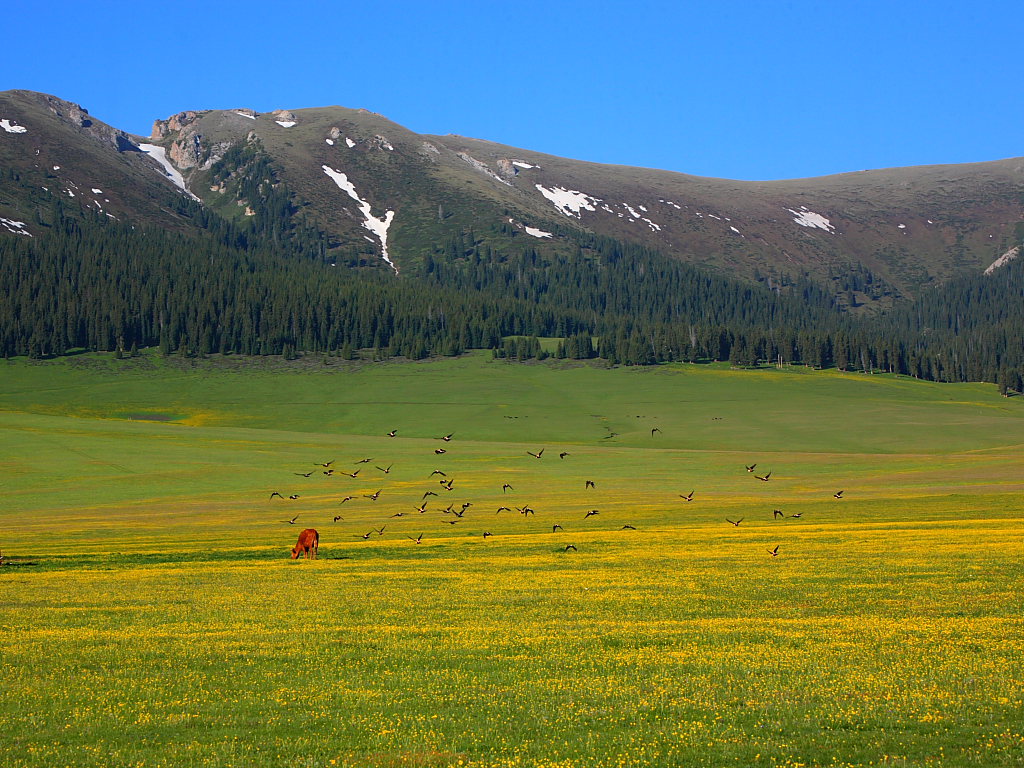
[482,532,493,539]
[430,470,447,477]
[333,515,344,522]
[679,491,694,502]
[365,489,382,501]
[387,430,397,438]
[773,509,784,519]
[552,524,563,532]
[584,509,600,519]
[585,480,595,489]
[527,449,544,459]
[314,460,335,468]
[767,545,780,557]
[754,471,772,482]
[293,471,315,477]
[408,533,424,544]
[651,427,661,436]
[356,458,373,464]
[422,491,438,499]
[415,502,429,514]
[789,513,803,519]
[339,496,354,504]
[745,464,757,473]
[559,452,570,459]
[726,517,743,527]
[621,525,637,530]
[434,448,447,455]
[563,544,578,552]
[374,526,386,536]
[495,506,511,514]
[502,483,513,493]
[340,470,360,478]
[281,515,299,524]
[323,469,334,476]
[437,433,454,442]
[355,531,373,540]
[269,492,284,500]
[834,490,844,499]
[375,464,393,474]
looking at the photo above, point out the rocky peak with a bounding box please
[151,111,202,140]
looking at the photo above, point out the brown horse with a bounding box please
[290,528,319,560]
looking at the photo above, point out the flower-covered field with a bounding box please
[1,354,1022,766]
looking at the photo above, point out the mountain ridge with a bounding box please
[2,89,1022,306]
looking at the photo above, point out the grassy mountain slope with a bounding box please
[0,90,201,232]
[2,89,1022,306]
[433,134,1024,299]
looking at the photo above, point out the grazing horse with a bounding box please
[290,528,319,560]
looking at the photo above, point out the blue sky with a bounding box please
[4,0,1021,180]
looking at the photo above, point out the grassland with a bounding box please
[1,352,1022,767]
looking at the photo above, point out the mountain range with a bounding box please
[2,89,1022,309]
[1,89,1022,388]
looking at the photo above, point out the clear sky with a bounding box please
[4,0,1022,180]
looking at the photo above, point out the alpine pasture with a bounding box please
[1,352,1022,767]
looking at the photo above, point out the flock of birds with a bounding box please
[270,430,846,558]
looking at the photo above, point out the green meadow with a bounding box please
[1,352,1022,767]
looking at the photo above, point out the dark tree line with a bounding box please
[1,190,1021,393]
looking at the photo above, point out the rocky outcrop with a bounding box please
[169,133,204,169]
[984,246,1021,275]
[30,92,143,153]
[150,110,236,172]
[497,158,517,178]
[151,111,202,140]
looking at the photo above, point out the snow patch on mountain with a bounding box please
[787,206,835,233]
[138,144,201,201]
[346,137,356,148]
[536,185,600,218]
[512,160,536,169]
[322,165,397,273]
[1,119,28,134]
[234,111,256,120]
[0,218,31,236]
[619,203,661,231]
[275,121,297,128]
[456,152,511,186]
[507,217,554,239]
[984,245,1021,275]
[326,139,334,145]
